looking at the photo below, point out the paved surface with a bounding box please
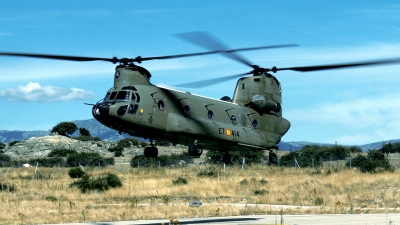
[48,213,400,225]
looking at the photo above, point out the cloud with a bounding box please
[0,82,95,102]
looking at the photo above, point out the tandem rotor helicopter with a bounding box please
[2,31,400,164]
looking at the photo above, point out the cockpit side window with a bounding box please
[104,92,111,101]
[109,92,117,100]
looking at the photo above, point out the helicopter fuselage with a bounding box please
[92,65,290,153]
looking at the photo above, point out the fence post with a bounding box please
[242,158,245,170]
[349,156,352,169]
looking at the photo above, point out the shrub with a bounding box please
[69,173,122,193]
[206,150,265,165]
[73,136,101,142]
[67,152,103,167]
[79,128,91,137]
[130,152,193,168]
[29,157,66,167]
[253,189,268,195]
[0,142,5,149]
[197,167,220,178]
[47,148,77,157]
[9,140,20,147]
[172,177,188,185]
[0,154,11,163]
[51,122,77,137]
[0,182,16,192]
[68,167,85,178]
[315,197,324,205]
[45,196,58,202]
[348,150,393,173]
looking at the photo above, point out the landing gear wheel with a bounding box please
[269,151,277,164]
[223,153,231,164]
[144,146,158,158]
[188,144,203,156]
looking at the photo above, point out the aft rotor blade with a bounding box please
[277,58,400,72]
[0,52,116,62]
[175,72,251,88]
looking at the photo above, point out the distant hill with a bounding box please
[1,118,398,152]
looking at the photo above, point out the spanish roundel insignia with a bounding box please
[226,129,232,136]
[115,71,120,78]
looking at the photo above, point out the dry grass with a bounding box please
[1,164,400,224]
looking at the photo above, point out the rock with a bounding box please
[4,135,114,160]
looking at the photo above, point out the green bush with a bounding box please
[44,196,58,202]
[172,177,188,185]
[206,150,265,165]
[79,127,91,137]
[0,154,11,163]
[73,136,101,142]
[47,148,77,157]
[68,167,85,178]
[9,140,20,147]
[197,167,221,178]
[0,142,5,149]
[29,157,66,167]
[69,173,122,193]
[348,150,393,173]
[51,122,77,137]
[130,152,193,168]
[0,182,16,192]
[67,152,102,167]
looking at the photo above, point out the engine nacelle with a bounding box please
[250,94,281,113]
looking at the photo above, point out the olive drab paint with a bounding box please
[92,64,290,158]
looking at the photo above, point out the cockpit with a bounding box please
[103,86,141,103]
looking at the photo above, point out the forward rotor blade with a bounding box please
[0,52,116,62]
[140,43,298,61]
[175,72,251,88]
[277,58,400,72]
[174,31,255,68]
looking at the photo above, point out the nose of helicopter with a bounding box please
[92,103,110,117]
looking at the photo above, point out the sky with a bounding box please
[1,0,400,146]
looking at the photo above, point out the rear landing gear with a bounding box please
[144,139,158,158]
[188,144,203,156]
[269,150,277,164]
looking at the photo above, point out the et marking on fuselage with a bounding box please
[218,128,239,137]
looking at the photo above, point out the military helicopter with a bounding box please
[1,31,400,164]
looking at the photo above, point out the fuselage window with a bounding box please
[231,115,237,125]
[183,105,190,115]
[116,91,130,101]
[252,119,258,129]
[135,93,141,103]
[117,105,128,116]
[157,100,165,110]
[128,104,139,114]
[131,92,136,102]
[207,110,214,120]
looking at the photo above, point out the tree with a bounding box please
[51,122,77,137]
[79,127,91,137]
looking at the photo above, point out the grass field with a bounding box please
[1,164,399,224]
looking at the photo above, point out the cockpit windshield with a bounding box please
[115,91,130,101]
